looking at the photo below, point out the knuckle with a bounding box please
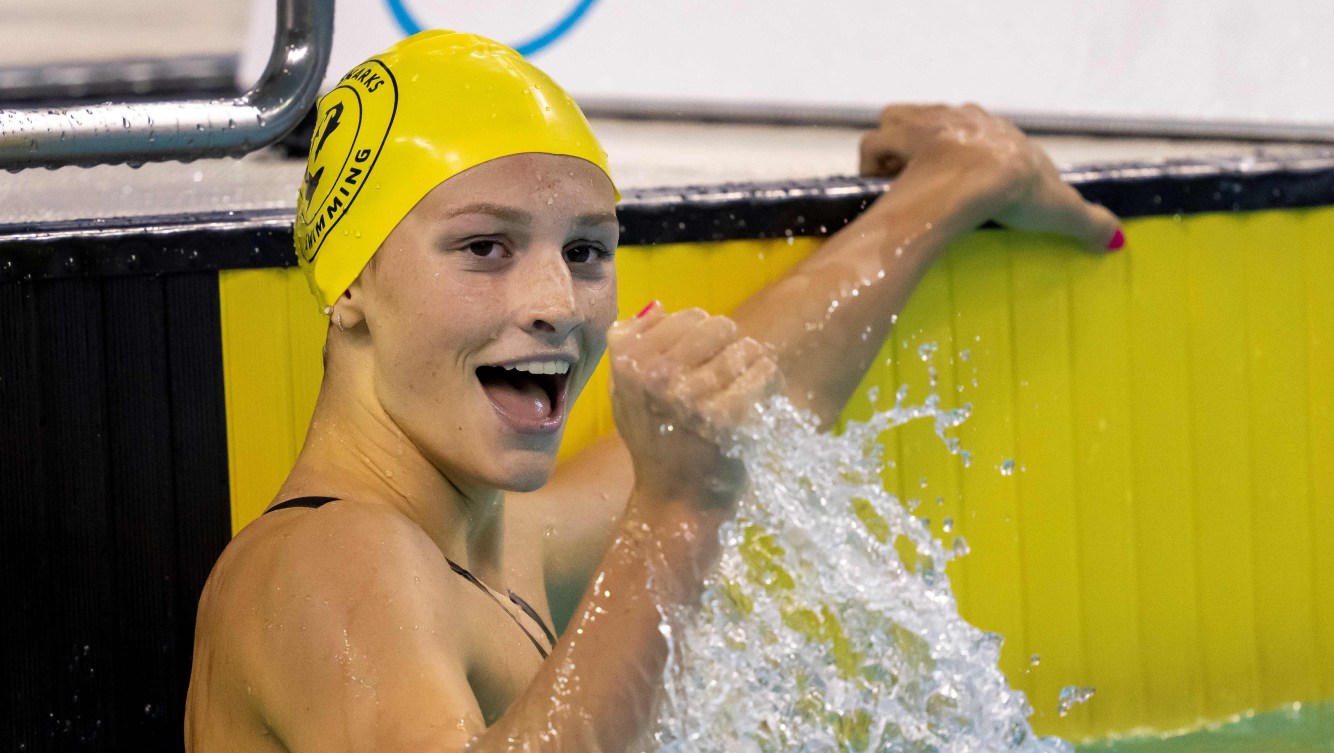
[666,377,695,405]
[712,315,739,337]
[643,356,676,388]
[722,346,748,372]
[664,308,704,328]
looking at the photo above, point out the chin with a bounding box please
[483,448,560,493]
[496,464,555,493]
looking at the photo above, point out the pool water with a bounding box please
[1078,701,1334,753]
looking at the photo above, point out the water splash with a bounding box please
[645,391,1069,753]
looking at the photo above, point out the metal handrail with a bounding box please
[0,0,332,171]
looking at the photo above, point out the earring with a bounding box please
[322,304,345,332]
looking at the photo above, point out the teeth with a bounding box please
[503,360,570,375]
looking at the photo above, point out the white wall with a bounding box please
[240,0,1334,130]
[0,0,247,65]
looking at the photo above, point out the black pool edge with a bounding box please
[3,150,1334,284]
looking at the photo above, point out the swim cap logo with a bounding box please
[296,60,398,264]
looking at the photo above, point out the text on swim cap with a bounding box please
[295,60,399,265]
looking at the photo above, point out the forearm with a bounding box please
[477,495,723,752]
[731,163,994,426]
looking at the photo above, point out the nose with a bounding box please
[520,249,581,340]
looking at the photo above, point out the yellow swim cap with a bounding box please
[294,30,616,308]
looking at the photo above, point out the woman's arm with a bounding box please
[538,104,1121,604]
[732,104,1121,426]
[250,309,777,753]
[485,305,779,751]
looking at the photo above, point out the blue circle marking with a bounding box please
[384,0,598,57]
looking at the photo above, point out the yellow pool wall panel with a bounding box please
[218,266,328,531]
[218,208,1334,742]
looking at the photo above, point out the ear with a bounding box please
[330,278,369,331]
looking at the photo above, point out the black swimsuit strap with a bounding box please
[265,495,556,657]
[509,591,557,646]
[265,495,340,513]
[447,560,554,659]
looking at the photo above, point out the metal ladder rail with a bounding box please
[0,0,332,170]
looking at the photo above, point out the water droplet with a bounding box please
[1000,459,1015,476]
[952,536,970,556]
[1057,686,1095,716]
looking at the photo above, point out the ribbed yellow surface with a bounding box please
[218,209,1334,741]
[218,266,328,533]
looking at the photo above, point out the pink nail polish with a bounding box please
[1107,228,1126,251]
[635,300,658,319]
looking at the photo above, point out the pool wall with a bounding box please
[4,155,1333,749]
[220,208,1334,742]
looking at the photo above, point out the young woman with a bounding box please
[185,30,1122,753]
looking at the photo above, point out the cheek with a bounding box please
[588,267,619,323]
[374,294,498,395]
[583,279,618,345]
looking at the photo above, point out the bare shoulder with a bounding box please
[189,501,483,752]
[199,500,458,637]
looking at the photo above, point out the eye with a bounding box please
[564,243,611,264]
[465,239,507,258]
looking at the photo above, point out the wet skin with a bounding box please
[186,106,1122,753]
[343,154,621,496]
[187,154,626,749]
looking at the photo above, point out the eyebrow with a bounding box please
[444,203,532,223]
[443,203,619,230]
[573,211,620,228]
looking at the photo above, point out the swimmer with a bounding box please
[184,31,1121,753]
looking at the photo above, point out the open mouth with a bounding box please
[475,361,570,433]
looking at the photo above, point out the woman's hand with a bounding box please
[860,104,1123,252]
[606,303,782,510]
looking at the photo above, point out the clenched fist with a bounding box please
[607,303,782,510]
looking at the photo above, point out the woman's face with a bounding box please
[355,153,619,496]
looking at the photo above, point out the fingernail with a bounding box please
[1106,228,1126,251]
[635,300,659,319]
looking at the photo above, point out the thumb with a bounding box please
[608,300,663,350]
